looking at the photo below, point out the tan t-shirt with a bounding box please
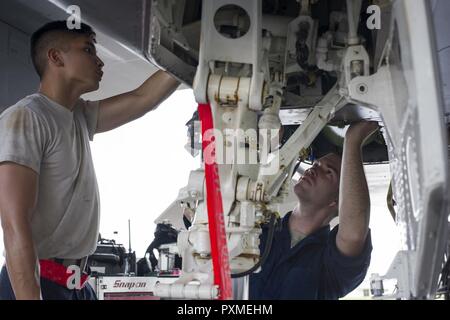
[0,93,100,259]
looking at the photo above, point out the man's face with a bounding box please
[294,153,342,208]
[60,34,104,93]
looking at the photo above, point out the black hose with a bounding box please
[231,213,278,278]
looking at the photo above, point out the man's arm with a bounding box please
[336,121,379,257]
[0,163,41,300]
[96,70,180,133]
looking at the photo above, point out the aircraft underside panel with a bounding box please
[384,0,449,299]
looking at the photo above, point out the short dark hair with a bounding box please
[30,20,96,78]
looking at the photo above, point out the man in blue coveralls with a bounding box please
[249,121,378,300]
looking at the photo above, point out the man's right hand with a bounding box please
[0,162,41,300]
[345,121,379,147]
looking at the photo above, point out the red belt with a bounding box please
[39,259,89,290]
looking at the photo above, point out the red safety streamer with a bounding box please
[198,103,233,300]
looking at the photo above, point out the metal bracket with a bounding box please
[257,85,347,199]
[193,0,264,110]
[347,65,407,150]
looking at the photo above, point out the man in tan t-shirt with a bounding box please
[0,21,180,300]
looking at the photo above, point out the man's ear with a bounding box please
[48,48,64,68]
